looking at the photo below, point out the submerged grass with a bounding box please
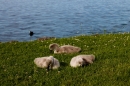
[0,33,130,86]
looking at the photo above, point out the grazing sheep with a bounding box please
[34,56,60,70]
[49,43,81,54]
[70,55,95,67]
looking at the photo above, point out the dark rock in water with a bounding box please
[37,37,55,41]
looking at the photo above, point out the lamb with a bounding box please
[49,43,81,54]
[70,55,95,67]
[34,56,60,70]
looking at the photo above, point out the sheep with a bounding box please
[70,55,95,67]
[49,43,81,54]
[34,56,60,70]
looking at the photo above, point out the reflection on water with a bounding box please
[0,0,130,42]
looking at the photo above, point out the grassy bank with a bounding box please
[0,33,130,86]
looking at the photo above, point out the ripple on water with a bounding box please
[0,0,130,42]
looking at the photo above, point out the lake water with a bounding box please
[0,0,130,42]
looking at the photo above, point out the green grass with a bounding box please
[0,33,130,86]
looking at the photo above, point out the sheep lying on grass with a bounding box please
[70,55,95,67]
[34,56,60,70]
[49,43,81,54]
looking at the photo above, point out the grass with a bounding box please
[0,33,130,86]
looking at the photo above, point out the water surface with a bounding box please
[0,0,130,42]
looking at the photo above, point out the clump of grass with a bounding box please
[0,33,130,86]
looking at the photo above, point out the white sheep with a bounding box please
[70,55,95,67]
[34,56,60,70]
[49,43,81,54]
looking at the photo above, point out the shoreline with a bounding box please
[1,32,130,43]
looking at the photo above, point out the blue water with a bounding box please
[0,0,130,42]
